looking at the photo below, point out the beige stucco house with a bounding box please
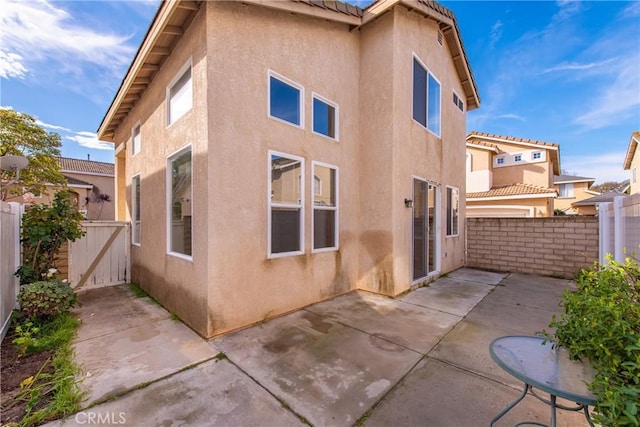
[97,0,480,338]
[623,131,640,195]
[465,132,559,218]
[553,174,598,215]
[4,157,115,220]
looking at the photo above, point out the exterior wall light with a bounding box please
[404,198,413,208]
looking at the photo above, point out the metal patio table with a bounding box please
[489,335,597,427]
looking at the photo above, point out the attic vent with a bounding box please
[437,32,443,45]
[452,92,464,112]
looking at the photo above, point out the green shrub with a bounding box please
[548,256,640,426]
[18,281,77,320]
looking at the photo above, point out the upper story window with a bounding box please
[452,91,464,112]
[312,94,338,140]
[514,154,523,162]
[269,72,303,128]
[131,124,141,156]
[558,183,574,198]
[412,56,441,137]
[167,62,192,126]
[496,156,505,165]
[532,151,542,160]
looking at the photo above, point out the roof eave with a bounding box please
[623,134,639,170]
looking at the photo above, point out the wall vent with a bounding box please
[437,32,443,45]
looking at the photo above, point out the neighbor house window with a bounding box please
[514,154,523,162]
[312,94,338,140]
[132,124,141,156]
[412,56,441,136]
[269,72,303,128]
[167,146,192,258]
[496,156,505,165]
[558,183,574,198]
[167,62,192,126]
[633,167,637,184]
[132,174,141,245]
[532,151,542,160]
[446,186,459,236]
[269,151,304,257]
[312,162,338,252]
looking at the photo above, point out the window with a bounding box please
[132,124,141,156]
[314,175,322,196]
[269,151,304,257]
[446,187,459,237]
[312,94,338,140]
[132,175,141,245]
[167,63,192,125]
[452,91,464,112]
[514,154,523,162]
[313,163,338,252]
[412,57,441,136]
[269,72,303,128]
[496,156,505,165]
[558,183,574,198]
[633,167,637,184]
[167,146,192,257]
[532,151,542,160]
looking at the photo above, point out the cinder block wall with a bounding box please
[466,217,599,279]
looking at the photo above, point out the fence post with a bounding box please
[599,202,610,264]
[10,203,21,305]
[613,196,624,263]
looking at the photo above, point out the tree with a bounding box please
[0,109,67,200]
[590,181,627,193]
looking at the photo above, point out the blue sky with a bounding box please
[1,0,638,183]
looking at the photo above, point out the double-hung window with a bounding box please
[167,62,192,126]
[269,151,304,257]
[413,56,441,136]
[312,162,338,251]
[269,72,303,128]
[132,124,141,156]
[558,183,574,198]
[167,146,192,258]
[312,94,338,140]
[132,174,141,245]
[446,186,459,237]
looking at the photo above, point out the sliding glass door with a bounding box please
[413,178,438,281]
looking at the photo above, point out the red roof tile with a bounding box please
[58,157,114,175]
[467,131,559,148]
[467,183,556,199]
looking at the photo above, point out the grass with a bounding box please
[128,282,148,298]
[13,313,83,426]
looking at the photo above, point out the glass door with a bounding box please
[413,178,438,281]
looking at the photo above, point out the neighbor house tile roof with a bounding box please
[58,157,115,175]
[466,139,500,152]
[64,175,94,187]
[554,174,595,184]
[623,131,640,170]
[572,191,628,207]
[467,183,557,199]
[467,131,559,148]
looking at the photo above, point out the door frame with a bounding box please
[411,175,441,284]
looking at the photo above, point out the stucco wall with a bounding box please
[466,217,599,279]
[554,181,594,214]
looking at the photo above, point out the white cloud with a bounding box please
[35,119,71,133]
[541,58,617,74]
[0,51,28,79]
[64,131,113,151]
[489,20,503,48]
[562,152,629,184]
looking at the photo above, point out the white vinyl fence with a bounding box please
[1,201,21,341]
[69,221,130,291]
[599,193,640,264]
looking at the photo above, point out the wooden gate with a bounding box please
[69,221,130,291]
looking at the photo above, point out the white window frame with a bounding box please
[268,70,304,129]
[166,59,193,127]
[166,144,193,261]
[532,151,542,160]
[514,153,523,163]
[633,167,637,184]
[132,174,141,246]
[412,54,441,138]
[496,156,505,165]
[131,122,141,156]
[312,161,339,253]
[446,186,459,237]
[268,150,305,258]
[558,183,574,198]
[311,93,339,141]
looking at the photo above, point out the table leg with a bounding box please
[490,383,530,427]
[550,394,557,427]
[583,406,595,427]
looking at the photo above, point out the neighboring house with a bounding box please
[97,0,480,337]
[571,191,628,215]
[465,132,559,217]
[4,157,115,220]
[553,174,599,215]
[623,131,639,194]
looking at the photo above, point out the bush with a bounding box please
[18,281,77,320]
[548,256,640,426]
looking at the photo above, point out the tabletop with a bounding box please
[490,335,597,405]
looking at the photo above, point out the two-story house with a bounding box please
[553,174,599,215]
[466,132,559,218]
[623,131,639,195]
[97,0,480,338]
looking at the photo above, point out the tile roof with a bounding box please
[295,0,364,17]
[466,139,499,152]
[467,131,559,148]
[467,183,557,199]
[64,175,94,187]
[553,174,595,184]
[572,191,628,206]
[58,157,114,175]
[623,131,640,170]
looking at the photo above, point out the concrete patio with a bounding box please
[48,268,592,427]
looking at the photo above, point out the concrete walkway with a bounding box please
[48,268,592,427]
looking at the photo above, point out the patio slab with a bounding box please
[399,278,494,316]
[212,309,423,427]
[465,298,559,335]
[447,267,507,285]
[305,292,461,353]
[49,358,304,427]
[364,357,588,427]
